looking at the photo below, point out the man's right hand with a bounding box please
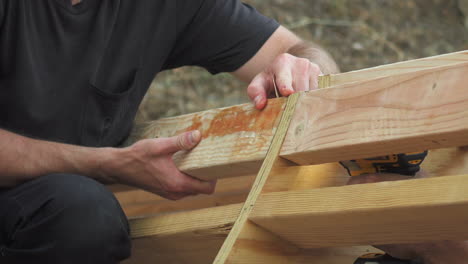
[103,130,216,200]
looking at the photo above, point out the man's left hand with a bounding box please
[247,53,322,110]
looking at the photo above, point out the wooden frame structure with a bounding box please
[117,50,468,263]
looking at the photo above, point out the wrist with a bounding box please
[88,147,122,184]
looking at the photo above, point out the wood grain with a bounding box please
[214,94,300,263]
[321,50,468,88]
[224,221,381,263]
[130,98,286,181]
[250,174,468,248]
[282,62,468,165]
[115,175,255,218]
[124,203,242,264]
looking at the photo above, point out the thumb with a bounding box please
[159,130,202,154]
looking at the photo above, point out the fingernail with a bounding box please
[254,95,262,106]
[190,130,201,145]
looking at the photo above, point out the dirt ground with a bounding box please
[136,0,468,122]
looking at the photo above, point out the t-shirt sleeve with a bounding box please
[163,0,279,74]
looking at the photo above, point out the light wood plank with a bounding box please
[423,147,468,177]
[129,98,286,181]
[115,175,255,218]
[320,50,468,88]
[125,203,242,264]
[263,163,348,193]
[282,62,468,165]
[214,94,300,263]
[123,51,468,182]
[250,174,468,248]
[224,221,381,263]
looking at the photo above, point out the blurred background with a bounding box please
[136,0,468,122]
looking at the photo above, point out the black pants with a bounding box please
[0,174,131,264]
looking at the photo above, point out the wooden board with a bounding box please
[223,221,380,263]
[115,175,255,218]
[125,203,242,264]
[250,174,468,248]
[320,50,468,88]
[129,98,286,181]
[123,51,468,182]
[282,62,468,165]
[214,94,300,263]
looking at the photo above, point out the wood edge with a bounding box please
[213,93,301,263]
[129,203,243,239]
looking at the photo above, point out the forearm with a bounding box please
[0,129,115,186]
[287,41,340,74]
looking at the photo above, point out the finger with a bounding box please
[181,173,217,195]
[274,67,294,96]
[308,62,322,91]
[158,130,202,154]
[292,58,312,92]
[247,72,270,110]
[271,56,294,96]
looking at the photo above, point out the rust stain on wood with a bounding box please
[178,98,285,139]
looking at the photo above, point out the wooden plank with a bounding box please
[282,62,468,165]
[214,94,300,263]
[224,220,380,263]
[423,147,468,177]
[129,98,286,181]
[125,203,242,264]
[320,50,468,88]
[263,147,468,194]
[250,174,468,248]
[115,175,255,218]
[123,51,468,182]
[263,163,348,193]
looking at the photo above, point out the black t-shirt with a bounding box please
[0,0,279,147]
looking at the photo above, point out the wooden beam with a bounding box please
[282,62,468,165]
[124,52,468,182]
[250,174,468,248]
[263,163,348,193]
[320,50,468,87]
[125,203,242,264]
[222,220,380,263]
[115,175,255,218]
[213,94,300,263]
[129,98,287,181]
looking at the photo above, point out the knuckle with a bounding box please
[298,57,310,66]
[309,63,321,74]
[275,53,291,64]
[247,84,258,92]
[297,59,311,76]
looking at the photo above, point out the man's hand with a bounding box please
[247,53,322,110]
[105,130,216,200]
[232,26,339,110]
[0,128,214,200]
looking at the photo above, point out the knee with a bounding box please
[29,174,131,261]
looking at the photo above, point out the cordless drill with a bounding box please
[340,151,428,177]
[340,151,428,264]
